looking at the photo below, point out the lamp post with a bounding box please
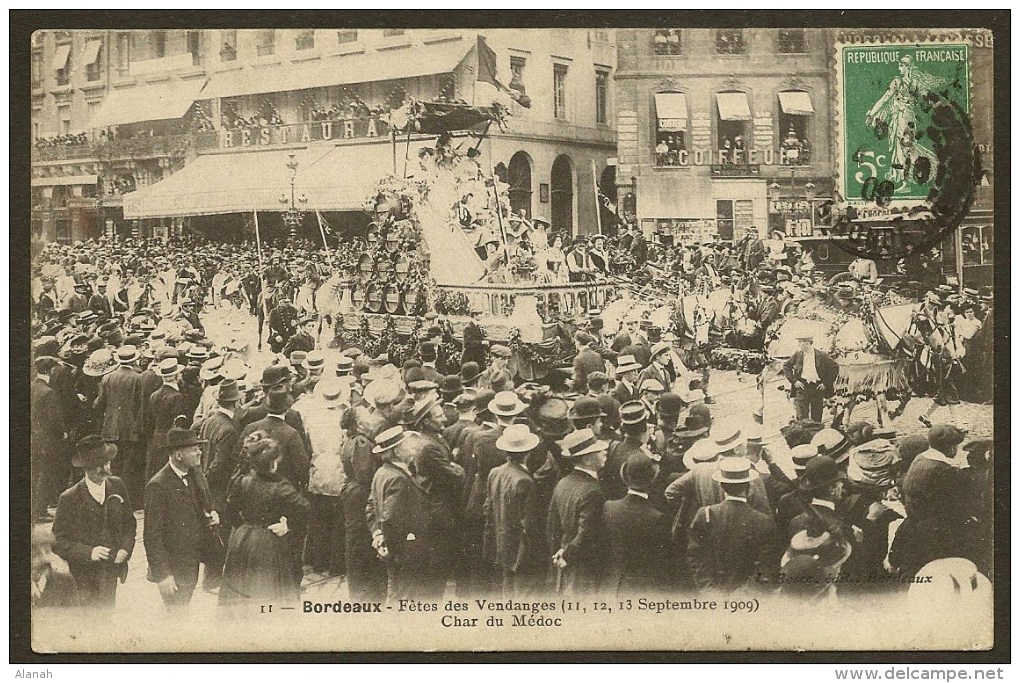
[279,152,308,241]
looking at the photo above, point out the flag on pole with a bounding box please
[474,35,531,108]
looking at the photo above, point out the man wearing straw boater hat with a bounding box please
[145,357,190,483]
[144,427,217,610]
[548,427,610,595]
[460,390,527,593]
[95,344,148,511]
[51,436,137,608]
[611,353,643,405]
[483,423,545,598]
[687,457,778,593]
[366,425,432,602]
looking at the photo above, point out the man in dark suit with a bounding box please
[365,426,432,602]
[32,356,68,519]
[687,458,777,593]
[638,342,677,392]
[94,345,148,510]
[88,279,113,319]
[483,424,545,598]
[611,355,643,405]
[196,380,242,509]
[267,296,299,354]
[782,330,839,422]
[461,311,488,367]
[571,332,606,394]
[52,436,136,608]
[282,316,317,357]
[238,365,309,449]
[144,427,217,610]
[610,317,647,355]
[145,358,190,484]
[461,391,524,594]
[630,226,649,267]
[548,428,610,595]
[603,452,671,595]
[238,390,310,490]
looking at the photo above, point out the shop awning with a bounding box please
[123,147,333,219]
[52,44,71,70]
[294,140,434,212]
[32,174,98,187]
[91,79,207,129]
[778,90,815,116]
[716,92,752,121]
[654,92,689,131]
[83,39,103,66]
[200,37,474,100]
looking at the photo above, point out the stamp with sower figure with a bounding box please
[832,36,981,261]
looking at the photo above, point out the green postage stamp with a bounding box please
[836,40,970,205]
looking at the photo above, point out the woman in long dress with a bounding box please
[541,233,568,283]
[219,436,310,607]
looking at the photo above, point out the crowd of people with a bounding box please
[29,232,992,613]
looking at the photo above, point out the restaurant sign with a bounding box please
[220,117,393,149]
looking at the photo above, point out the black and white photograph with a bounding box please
[18,16,1005,656]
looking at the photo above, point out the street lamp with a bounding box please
[279,152,308,240]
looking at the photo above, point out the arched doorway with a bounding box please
[599,164,618,235]
[507,152,532,219]
[550,154,574,236]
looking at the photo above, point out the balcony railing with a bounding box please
[32,143,95,162]
[710,164,761,178]
[94,134,192,159]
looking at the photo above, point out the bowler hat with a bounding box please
[798,455,845,492]
[460,362,482,385]
[261,364,292,388]
[569,396,605,421]
[162,427,207,453]
[656,393,686,418]
[621,452,659,491]
[216,379,242,403]
[73,435,118,469]
[439,374,464,396]
[928,424,966,450]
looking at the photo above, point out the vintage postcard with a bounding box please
[22,17,1002,655]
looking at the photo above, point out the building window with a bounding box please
[716,29,745,55]
[31,50,42,88]
[116,32,131,74]
[961,225,993,266]
[187,30,202,65]
[553,64,568,120]
[777,29,806,54]
[337,29,358,44]
[382,28,405,37]
[509,56,526,96]
[716,91,752,161]
[654,91,689,166]
[220,29,237,61]
[85,43,104,82]
[595,70,609,124]
[777,91,815,165]
[716,199,754,241]
[152,30,167,58]
[653,29,682,55]
[256,30,275,57]
[59,107,71,134]
[56,60,70,86]
[295,29,314,51]
[508,151,532,219]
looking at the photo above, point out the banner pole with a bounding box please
[592,159,604,236]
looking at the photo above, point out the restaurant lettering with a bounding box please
[222,118,391,149]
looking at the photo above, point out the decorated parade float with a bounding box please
[314,99,616,380]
